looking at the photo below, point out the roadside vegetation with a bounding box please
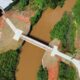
[37,65,48,80]
[59,62,77,80]
[0,50,19,80]
[50,13,76,54]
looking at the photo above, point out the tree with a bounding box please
[37,65,48,80]
[18,0,29,11]
[0,50,19,80]
[50,13,76,54]
[50,0,65,8]
[59,62,77,80]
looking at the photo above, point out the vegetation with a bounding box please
[72,0,80,39]
[37,65,48,80]
[0,50,19,80]
[58,62,77,80]
[73,0,80,24]
[49,0,65,8]
[14,0,66,27]
[30,0,66,27]
[30,0,66,10]
[18,0,29,11]
[30,9,43,26]
[50,13,76,53]
[29,0,48,10]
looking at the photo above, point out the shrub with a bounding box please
[67,20,76,53]
[50,0,66,8]
[30,9,43,26]
[30,0,66,28]
[59,62,77,80]
[58,0,66,7]
[18,0,29,11]
[50,13,76,53]
[37,65,48,80]
[30,0,49,10]
[0,50,19,80]
[72,0,80,24]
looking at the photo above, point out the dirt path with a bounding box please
[16,0,76,80]
[0,11,29,53]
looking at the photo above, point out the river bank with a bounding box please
[16,0,76,80]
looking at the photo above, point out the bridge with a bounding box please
[1,7,80,78]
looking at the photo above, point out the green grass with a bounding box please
[50,13,76,53]
[0,50,19,80]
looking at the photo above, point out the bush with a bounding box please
[0,50,19,80]
[59,62,77,80]
[67,20,76,53]
[30,9,43,26]
[30,0,49,11]
[50,13,76,53]
[30,0,66,28]
[37,65,48,80]
[50,0,66,8]
[58,0,66,7]
[30,0,66,11]
[72,0,80,24]
[18,0,29,11]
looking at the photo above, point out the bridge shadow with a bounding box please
[21,24,49,48]
[22,34,49,47]
[29,35,49,45]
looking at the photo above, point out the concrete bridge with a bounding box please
[1,8,80,78]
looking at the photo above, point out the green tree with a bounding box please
[37,65,48,80]
[50,0,65,8]
[59,62,77,80]
[50,13,76,53]
[18,0,29,11]
[0,50,19,80]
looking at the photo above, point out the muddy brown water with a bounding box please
[16,0,76,80]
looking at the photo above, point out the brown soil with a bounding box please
[0,10,30,53]
[48,61,60,80]
[16,0,76,80]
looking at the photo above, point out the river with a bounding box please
[16,0,76,80]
